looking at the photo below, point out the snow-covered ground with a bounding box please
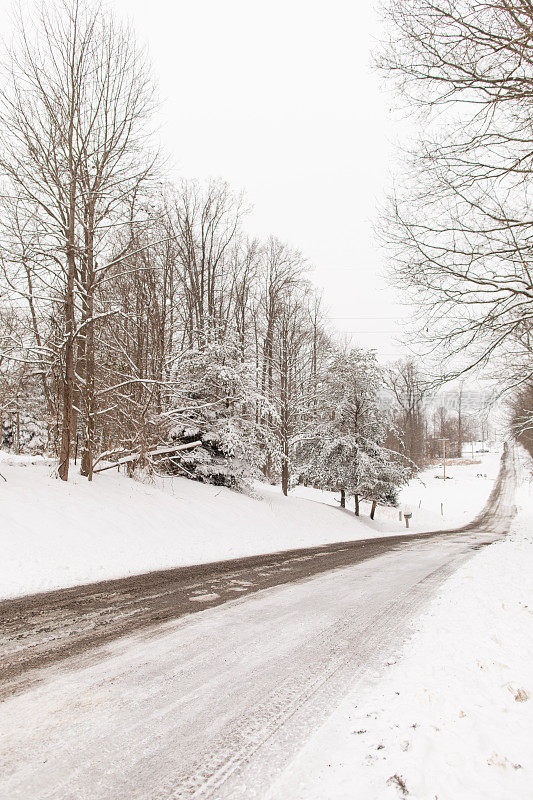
[0,483,509,800]
[267,447,533,800]
[0,447,500,600]
[0,445,522,800]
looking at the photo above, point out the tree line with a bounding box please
[0,0,483,510]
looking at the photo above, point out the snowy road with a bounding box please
[0,448,517,800]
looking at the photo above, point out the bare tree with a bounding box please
[169,180,244,348]
[256,238,306,480]
[0,0,157,479]
[387,359,427,468]
[510,382,533,457]
[267,284,326,495]
[377,0,533,397]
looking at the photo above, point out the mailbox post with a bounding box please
[404,512,412,529]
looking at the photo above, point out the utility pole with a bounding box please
[437,437,448,480]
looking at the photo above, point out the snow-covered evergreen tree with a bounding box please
[164,332,265,489]
[300,348,409,512]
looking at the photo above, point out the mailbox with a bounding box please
[404,512,413,528]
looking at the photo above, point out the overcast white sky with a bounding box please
[6,0,412,359]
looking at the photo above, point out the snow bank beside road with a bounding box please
[269,449,533,800]
[0,448,500,601]
[0,453,402,600]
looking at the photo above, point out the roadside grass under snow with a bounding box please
[0,448,499,600]
[267,447,533,800]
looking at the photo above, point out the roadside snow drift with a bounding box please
[0,449,499,600]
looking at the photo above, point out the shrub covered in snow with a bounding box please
[1,409,49,455]
[160,337,265,490]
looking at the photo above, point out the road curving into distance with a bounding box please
[0,443,516,702]
[0,445,518,800]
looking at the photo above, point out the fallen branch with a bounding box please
[93,440,202,473]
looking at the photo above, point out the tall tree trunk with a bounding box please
[80,286,95,480]
[58,44,78,483]
[354,494,359,516]
[58,189,77,482]
[340,488,345,508]
[81,205,96,480]
[281,456,289,496]
[262,308,275,481]
[280,332,289,496]
[74,247,88,460]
